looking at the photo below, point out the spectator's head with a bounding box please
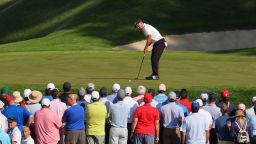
[99,87,108,98]
[41,98,50,108]
[125,87,132,97]
[91,91,100,102]
[137,85,146,95]
[180,88,188,99]
[220,103,228,115]
[78,87,86,100]
[252,96,256,107]
[238,103,246,112]
[200,91,208,102]
[235,109,245,121]
[158,84,166,93]
[195,99,203,108]
[191,101,200,113]
[208,92,217,104]
[63,81,71,92]
[46,83,55,95]
[51,88,59,99]
[143,93,152,104]
[0,100,4,111]
[112,83,120,93]
[5,95,14,105]
[28,91,42,104]
[168,91,176,102]
[221,89,229,102]
[8,117,17,129]
[117,89,125,101]
[86,83,95,94]
[66,93,78,105]
[23,126,31,139]
[0,86,9,100]
[175,91,181,101]
[134,18,144,29]
[147,88,155,96]
[13,91,23,104]
[23,89,32,103]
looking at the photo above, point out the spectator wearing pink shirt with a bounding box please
[34,98,62,144]
[50,89,67,120]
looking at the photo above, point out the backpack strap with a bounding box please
[235,121,242,130]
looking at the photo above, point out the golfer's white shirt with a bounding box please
[142,23,163,43]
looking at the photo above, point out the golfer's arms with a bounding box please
[182,132,186,144]
[144,35,152,52]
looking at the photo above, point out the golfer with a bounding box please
[135,19,167,80]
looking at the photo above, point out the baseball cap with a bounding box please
[252,96,256,103]
[63,82,71,91]
[87,83,95,90]
[238,103,246,111]
[117,89,126,99]
[112,83,120,92]
[1,86,9,94]
[91,91,100,99]
[137,85,146,95]
[0,100,4,109]
[168,91,176,100]
[125,87,132,95]
[134,18,143,28]
[5,96,14,105]
[158,84,166,92]
[41,98,50,106]
[200,92,208,100]
[47,83,55,90]
[78,87,86,97]
[144,93,152,103]
[195,99,203,107]
[221,89,229,98]
[191,101,200,112]
[23,89,32,98]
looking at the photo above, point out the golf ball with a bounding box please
[129,80,131,82]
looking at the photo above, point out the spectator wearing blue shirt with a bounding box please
[0,121,11,144]
[62,93,86,144]
[2,96,32,132]
[109,89,130,144]
[154,84,168,109]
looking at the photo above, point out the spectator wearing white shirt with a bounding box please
[106,83,121,104]
[0,100,8,132]
[196,99,212,129]
[21,126,34,144]
[246,96,256,121]
[8,117,22,144]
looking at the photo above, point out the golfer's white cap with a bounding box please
[125,87,132,95]
[92,91,100,99]
[200,92,208,100]
[0,100,4,109]
[195,99,203,107]
[41,98,50,107]
[23,89,32,98]
[137,85,146,95]
[112,83,120,92]
[87,83,95,90]
[252,96,256,103]
[158,83,166,91]
[47,83,55,90]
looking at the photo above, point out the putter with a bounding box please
[136,54,145,79]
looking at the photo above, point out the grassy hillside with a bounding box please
[0,0,256,50]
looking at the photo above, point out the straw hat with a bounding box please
[28,91,43,103]
[13,91,23,103]
[235,110,245,117]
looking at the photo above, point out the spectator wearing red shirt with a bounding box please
[131,93,160,144]
[179,89,192,112]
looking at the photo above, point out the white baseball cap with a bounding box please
[0,100,4,109]
[91,91,100,99]
[23,89,32,98]
[252,96,256,103]
[200,92,208,100]
[168,91,176,100]
[195,99,203,107]
[47,83,55,90]
[41,98,50,106]
[125,86,132,95]
[112,83,120,92]
[137,85,146,95]
[158,84,166,91]
[87,83,95,90]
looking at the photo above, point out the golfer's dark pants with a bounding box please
[151,38,166,76]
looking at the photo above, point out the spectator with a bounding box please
[34,98,62,144]
[99,87,112,112]
[238,103,246,112]
[217,89,236,116]
[154,84,168,109]
[108,89,129,144]
[8,117,22,144]
[3,96,32,132]
[203,92,222,144]
[123,86,138,144]
[22,126,34,144]
[140,88,159,108]
[249,114,256,143]
[195,99,212,131]
[246,96,256,121]
[77,87,90,109]
[160,91,184,144]
[229,110,252,144]
[59,81,72,103]
[133,85,146,105]
[42,83,55,101]
[27,91,42,116]
[0,121,11,144]
[0,100,8,132]
[50,89,67,120]
[175,91,189,117]
[107,83,121,103]
[181,101,210,144]
[62,94,86,144]
[84,83,95,103]
[86,91,107,144]
[12,91,24,106]
[179,89,192,112]
[215,103,233,144]
[23,89,32,105]
[0,86,10,102]
[200,91,208,106]
[131,93,160,144]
